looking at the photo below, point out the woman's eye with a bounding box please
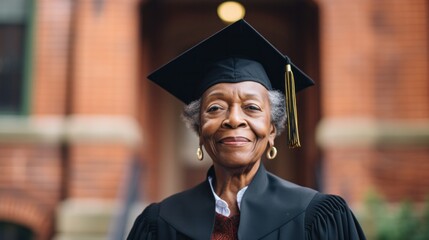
[207,105,222,112]
[245,105,261,111]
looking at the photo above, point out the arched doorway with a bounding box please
[0,221,33,240]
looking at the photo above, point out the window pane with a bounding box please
[0,24,25,113]
[0,0,29,23]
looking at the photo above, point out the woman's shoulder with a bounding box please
[159,180,210,207]
[265,171,318,202]
[263,170,365,239]
[304,193,366,239]
[306,193,349,216]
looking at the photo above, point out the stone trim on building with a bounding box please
[317,118,429,148]
[0,115,142,146]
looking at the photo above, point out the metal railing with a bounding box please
[107,155,143,240]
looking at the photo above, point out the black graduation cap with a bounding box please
[148,19,314,147]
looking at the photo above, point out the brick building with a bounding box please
[0,0,428,239]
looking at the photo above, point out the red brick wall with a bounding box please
[63,0,140,198]
[318,0,429,204]
[68,144,133,198]
[32,0,140,199]
[370,147,429,201]
[32,0,72,115]
[71,0,139,116]
[371,0,429,119]
[318,0,376,118]
[0,144,61,239]
[323,148,372,203]
[324,146,429,203]
[0,0,141,239]
[318,0,429,119]
[33,0,140,116]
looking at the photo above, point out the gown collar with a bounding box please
[159,164,316,239]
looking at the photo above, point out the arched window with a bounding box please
[0,221,33,240]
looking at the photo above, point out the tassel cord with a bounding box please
[285,64,301,148]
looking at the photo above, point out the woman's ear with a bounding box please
[197,124,202,140]
[269,124,276,146]
[198,127,204,147]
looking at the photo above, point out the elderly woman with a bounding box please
[127,20,365,240]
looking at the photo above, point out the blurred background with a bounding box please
[0,0,428,239]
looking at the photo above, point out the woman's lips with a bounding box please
[219,137,250,145]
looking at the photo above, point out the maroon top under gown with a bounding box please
[211,213,240,240]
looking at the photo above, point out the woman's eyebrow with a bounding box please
[205,91,264,101]
[206,91,225,98]
[242,93,263,100]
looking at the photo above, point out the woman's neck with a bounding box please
[212,161,260,216]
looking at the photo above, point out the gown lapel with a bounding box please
[159,180,216,239]
[238,164,317,240]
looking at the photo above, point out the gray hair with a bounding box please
[182,90,286,136]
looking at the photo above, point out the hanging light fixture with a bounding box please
[217,1,246,23]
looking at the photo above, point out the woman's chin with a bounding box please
[213,154,260,170]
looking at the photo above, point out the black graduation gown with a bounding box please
[127,164,366,240]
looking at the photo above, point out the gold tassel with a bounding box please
[285,64,301,148]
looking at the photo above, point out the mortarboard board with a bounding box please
[148,19,314,147]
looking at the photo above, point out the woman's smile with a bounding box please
[218,136,251,146]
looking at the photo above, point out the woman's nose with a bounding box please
[221,106,247,129]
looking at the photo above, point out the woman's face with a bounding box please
[199,81,276,169]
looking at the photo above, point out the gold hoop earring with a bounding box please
[197,146,204,161]
[266,146,277,160]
